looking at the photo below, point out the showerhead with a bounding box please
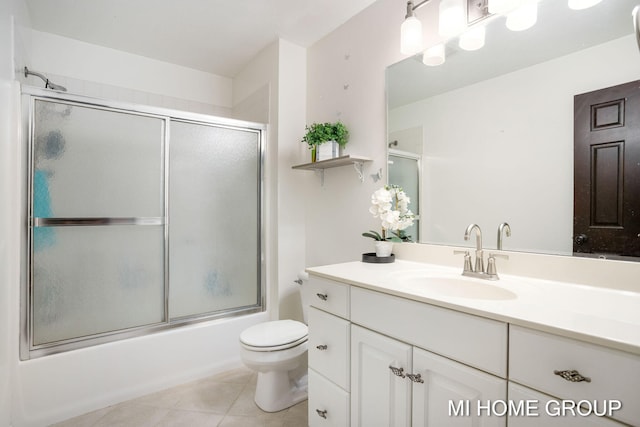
[45,81,67,92]
[24,66,67,92]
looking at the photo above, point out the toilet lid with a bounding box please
[240,320,308,348]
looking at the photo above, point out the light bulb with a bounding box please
[568,0,602,10]
[439,0,465,38]
[401,16,423,55]
[459,25,486,51]
[488,0,521,14]
[423,44,446,66]
[506,0,537,31]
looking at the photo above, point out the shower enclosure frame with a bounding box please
[19,86,267,360]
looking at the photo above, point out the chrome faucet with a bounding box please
[453,223,508,280]
[497,222,511,250]
[464,223,484,273]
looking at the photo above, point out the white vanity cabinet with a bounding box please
[306,267,639,427]
[307,276,351,427]
[350,286,508,427]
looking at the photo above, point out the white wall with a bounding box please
[305,0,405,267]
[0,2,30,425]
[389,35,640,255]
[232,39,308,322]
[26,30,233,114]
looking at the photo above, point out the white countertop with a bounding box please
[306,260,640,355]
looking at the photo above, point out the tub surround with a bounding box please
[306,246,640,356]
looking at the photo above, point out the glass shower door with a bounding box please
[388,151,421,242]
[30,99,166,346]
[169,120,262,319]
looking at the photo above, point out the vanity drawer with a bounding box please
[508,382,626,426]
[307,275,350,319]
[509,326,640,426]
[350,287,507,377]
[308,368,350,427]
[308,306,350,391]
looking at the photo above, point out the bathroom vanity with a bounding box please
[305,260,640,427]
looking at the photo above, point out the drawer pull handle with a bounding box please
[389,365,406,378]
[316,409,328,419]
[316,293,328,301]
[407,373,424,383]
[554,369,591,383]
[316,344,328,351]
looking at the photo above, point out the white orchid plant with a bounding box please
[363,185,415,242]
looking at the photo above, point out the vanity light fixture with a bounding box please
[401,1,424,54]
[422,43,446,65]
[488,0,521,14]
[439,0,466,37]
[401,0,491,58]
[506,0,538,31]
[459,24,486,50]
[568,0,602,10]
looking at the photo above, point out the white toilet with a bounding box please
[239,275,310,412]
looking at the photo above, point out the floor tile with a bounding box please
[52,368,308,427]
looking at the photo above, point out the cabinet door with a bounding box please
[351,325,412,427]
[412,347,506,427]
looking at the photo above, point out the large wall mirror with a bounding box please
[387,0,640,259]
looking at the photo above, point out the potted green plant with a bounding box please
[301,122,349,162]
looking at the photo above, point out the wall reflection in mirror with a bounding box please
[387,0,640,259]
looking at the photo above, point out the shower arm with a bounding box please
[24,66,67,91]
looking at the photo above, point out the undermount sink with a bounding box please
[392,270,518,300]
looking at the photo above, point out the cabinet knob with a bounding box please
[389,365,406,378]
[316,409,328,419]
[316,293,328,301]
[554,369,591,383]
[406,373,424,383]
[316,344,328,351]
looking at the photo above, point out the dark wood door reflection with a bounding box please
[574,80,640,258]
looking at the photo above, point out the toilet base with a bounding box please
[254,369,308,412]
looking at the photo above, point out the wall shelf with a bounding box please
[292,155,372,185]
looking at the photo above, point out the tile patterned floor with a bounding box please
[52,367,308,427]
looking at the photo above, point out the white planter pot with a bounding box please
[375,241,394,257]
[316,140,339,161]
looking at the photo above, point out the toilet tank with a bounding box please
[297,271,311,324]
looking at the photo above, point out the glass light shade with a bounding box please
[506,0,538,31]
[488,0,521,14]
[568,0,602,10]
[401,16,423,55]
[422,44,446,66]
[439,0,465,37]
[459,25,486,51]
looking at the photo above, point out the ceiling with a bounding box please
[25,0,379,78]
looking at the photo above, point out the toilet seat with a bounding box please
[240,320,308,352]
